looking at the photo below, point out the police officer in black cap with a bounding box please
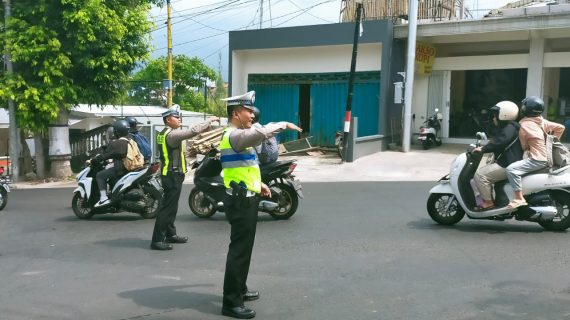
[150,107,219,250]
[220,91,301,318]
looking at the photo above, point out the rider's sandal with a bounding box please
[506,200,527,210]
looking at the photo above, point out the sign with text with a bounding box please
[415,43,436,75]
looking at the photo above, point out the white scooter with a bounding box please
[72,161,163,219]
[417,109,443,150]
[427,133,570,231]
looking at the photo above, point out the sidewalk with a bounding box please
[287,143,465,182]
[10,143,467,189]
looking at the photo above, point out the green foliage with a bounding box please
[0,0,155,132]
[126,55,217,110]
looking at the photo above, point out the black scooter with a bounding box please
[0,171,10,211]
[188,148,303,220]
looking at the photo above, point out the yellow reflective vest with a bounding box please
[220,127,261,193]
[157,128,187,176]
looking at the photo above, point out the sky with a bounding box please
[149,0,518,80]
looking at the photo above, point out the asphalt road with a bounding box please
[1,182,570,320]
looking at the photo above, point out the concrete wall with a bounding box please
[231,44,382,95]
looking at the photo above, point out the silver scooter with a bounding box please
[427,133,570,231]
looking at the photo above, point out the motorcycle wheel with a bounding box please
[268,183,299,220]
[538,192,570,231]
[0,188,7,210]
[72,193,95,219]
[422,139,432,150]
[427,193,465,225]
[139,186,162,219]
[188,188,216,218]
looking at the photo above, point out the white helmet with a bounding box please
[490,101,519,121]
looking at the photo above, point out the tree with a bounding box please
[0,0,159,178]
[126,55,217,111]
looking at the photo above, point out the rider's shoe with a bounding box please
[95,198,111,208]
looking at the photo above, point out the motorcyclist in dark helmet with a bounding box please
[125,116,151,163]
[505,96,565,209]
[86,119,131,207]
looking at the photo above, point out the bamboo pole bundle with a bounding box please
[342,0,457,23]
[185,127,225,157]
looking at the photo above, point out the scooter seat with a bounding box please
[260,160,294,170]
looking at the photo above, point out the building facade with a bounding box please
[228,21,403,155]
[399,4,570,143]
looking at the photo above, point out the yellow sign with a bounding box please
[415,43,436,75]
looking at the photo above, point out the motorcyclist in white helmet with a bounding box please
[472,101,523,211]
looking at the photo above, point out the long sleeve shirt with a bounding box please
[165,121,214,169]
[481,121,523,167]
[228,122,288,152]
[92,138,129,173]
[519,116,565,161]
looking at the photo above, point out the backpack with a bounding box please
[129,132,152,161]
[120,137,145,171]
[541,122,570,168]
[256,136,279,165]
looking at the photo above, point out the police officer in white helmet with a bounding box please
[150,106,219,251]
[219,91,301,319]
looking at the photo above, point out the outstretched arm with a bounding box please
[230,122,302,152]
[166,117,219,147]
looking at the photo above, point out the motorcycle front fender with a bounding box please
[74,186,86,199]
[429,181,453,195]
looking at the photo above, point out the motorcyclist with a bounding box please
[472,101,523,211]
[125,116,152,163]
[251,106,279,165]
[86,119,131,207]
[505,96,565,209]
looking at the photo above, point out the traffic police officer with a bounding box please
[150,107,219,250]
[220,91,301,318]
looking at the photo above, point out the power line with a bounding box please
[287,0,335,23]
[153,0,247,20]
[150,0,255,33]
[152,0,337,53]
[202,44,229,62]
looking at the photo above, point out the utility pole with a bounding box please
[4,0,19,181]
[341,0,363,162]
[268,0,272,27]
[166,0,173,108]
[259,0,264,29]
[402,0,419,153]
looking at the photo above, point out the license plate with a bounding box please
[417,136,427,140]
[292,180,303,199]
[149,178,162,191]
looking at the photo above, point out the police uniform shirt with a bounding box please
[164,121,213,169]
[228,121,288,152]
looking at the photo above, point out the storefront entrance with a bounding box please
[449,69,527,138]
